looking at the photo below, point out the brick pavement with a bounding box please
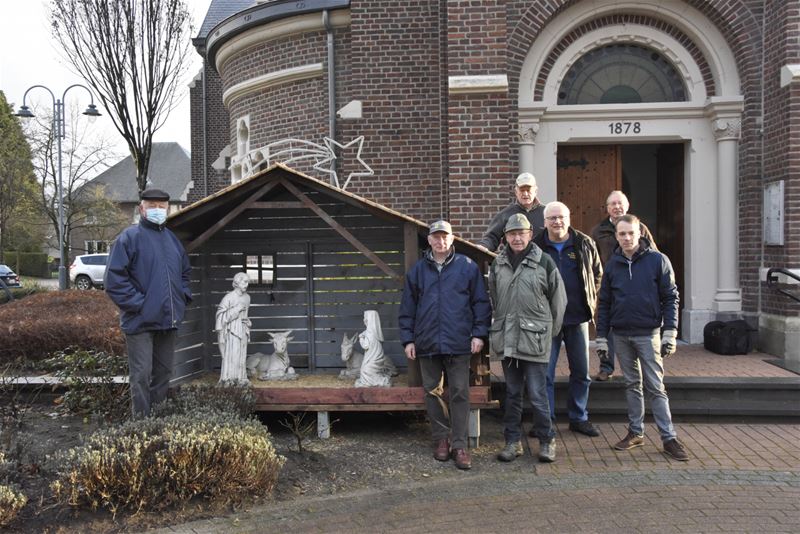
[155,418,800,533]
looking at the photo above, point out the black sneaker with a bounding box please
[569,420,600,437]
[663,439,690,461]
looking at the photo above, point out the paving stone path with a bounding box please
[157,420,800,533]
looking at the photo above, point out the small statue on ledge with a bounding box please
[338,332,363,379]
[354,310,396,387]
[247,330,298,381]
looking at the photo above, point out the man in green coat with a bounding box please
[489,213,566,463]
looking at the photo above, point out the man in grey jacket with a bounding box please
[477,173,545,252]
[489,214,566,463]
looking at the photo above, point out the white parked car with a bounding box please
[69,253,109,290]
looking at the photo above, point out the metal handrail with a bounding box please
[766,268,800,303]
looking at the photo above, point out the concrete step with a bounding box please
[492,376,800,417]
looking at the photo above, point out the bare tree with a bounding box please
[25,105,128,263]
[50,0,193,193]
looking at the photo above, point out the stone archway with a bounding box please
[514,0,745,343]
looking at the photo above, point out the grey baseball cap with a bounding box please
[515,172,537,188]
[504,213,531,233]
[429,220,453,235]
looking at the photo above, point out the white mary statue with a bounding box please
[216,272,252,384]
[354,310,395,387]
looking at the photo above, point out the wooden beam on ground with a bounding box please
[253,385,492,405]
[279,178,402,280]
[186,181,278,252]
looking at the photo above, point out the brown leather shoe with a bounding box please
[452,448,472,470]
[434,439,450,461]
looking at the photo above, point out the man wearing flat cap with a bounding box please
[489,213,566,463]
[477,172,546,252]
[399,220,491,470]
[105,187,192,417]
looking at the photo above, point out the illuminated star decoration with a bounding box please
[312,136,374,190]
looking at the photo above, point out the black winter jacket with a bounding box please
[477,201,545,252]
[596,240,679,338]
[533,227,603,323]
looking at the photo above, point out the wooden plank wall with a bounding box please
[172,252,207,383]
[184,184,408,375]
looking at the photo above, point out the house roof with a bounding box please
[195,0,254,41]
[86,142,191,203]
[168,162,494,259]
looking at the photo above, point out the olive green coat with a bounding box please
[488,244,567,363]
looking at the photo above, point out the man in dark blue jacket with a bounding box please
[596,214,689,461]
[105,188,192,417]
[399,220,491,470]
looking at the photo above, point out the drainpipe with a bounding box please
[323,9,337,184]
[202,61,209,198]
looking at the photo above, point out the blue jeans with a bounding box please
[502,358,554,444]
[599,328,616,374]
[546,322,591,422]
[614,333,677,442]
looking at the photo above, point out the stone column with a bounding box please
[517,105,547,176]
[707,98,744,312]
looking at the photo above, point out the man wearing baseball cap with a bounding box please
[489,213,566,463]
[105,187,192,417]
[477,172,545,252]
[399,220,491,470]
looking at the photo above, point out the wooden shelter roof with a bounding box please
[168,163,495,262]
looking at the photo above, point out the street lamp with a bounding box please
[15,84,101,290]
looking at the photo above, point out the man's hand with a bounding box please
[471,337,484,354]
[595,337,609,363]
[404,343,416,360]
[661,329,677,357]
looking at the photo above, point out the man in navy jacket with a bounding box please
[596,214,689,461]
[105,188,192,417]
[399,220,491,470]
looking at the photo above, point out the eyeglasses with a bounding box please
[545,215,568,222]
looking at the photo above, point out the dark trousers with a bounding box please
[418,354,471,449]
[125,329,176,417]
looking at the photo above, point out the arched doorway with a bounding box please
[516,0,744,343]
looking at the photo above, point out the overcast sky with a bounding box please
[0,0,213,157]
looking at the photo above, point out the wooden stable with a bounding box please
[167,163,497,441]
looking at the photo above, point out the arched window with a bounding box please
[557,44,687,105]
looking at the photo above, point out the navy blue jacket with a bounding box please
[399,249,491,357]
[105,218,193,334]
[596,239,679,338]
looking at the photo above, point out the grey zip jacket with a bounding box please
[488,243,567,363]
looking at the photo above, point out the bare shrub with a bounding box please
[51,412,285,517]
[0,483,27,527]
[153,382,256,420]
[0,291,124,365]
[37,348,129,421]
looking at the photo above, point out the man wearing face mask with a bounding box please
[105,188,192,417]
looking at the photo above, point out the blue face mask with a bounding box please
[145,207,167,225]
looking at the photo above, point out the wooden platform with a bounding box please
[191,372,498,412]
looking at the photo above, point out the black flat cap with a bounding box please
[140,188,170,201]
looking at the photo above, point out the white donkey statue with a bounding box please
[245,330,298,381]
[338,332,364,379]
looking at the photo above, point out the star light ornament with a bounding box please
[312,136,374,190]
